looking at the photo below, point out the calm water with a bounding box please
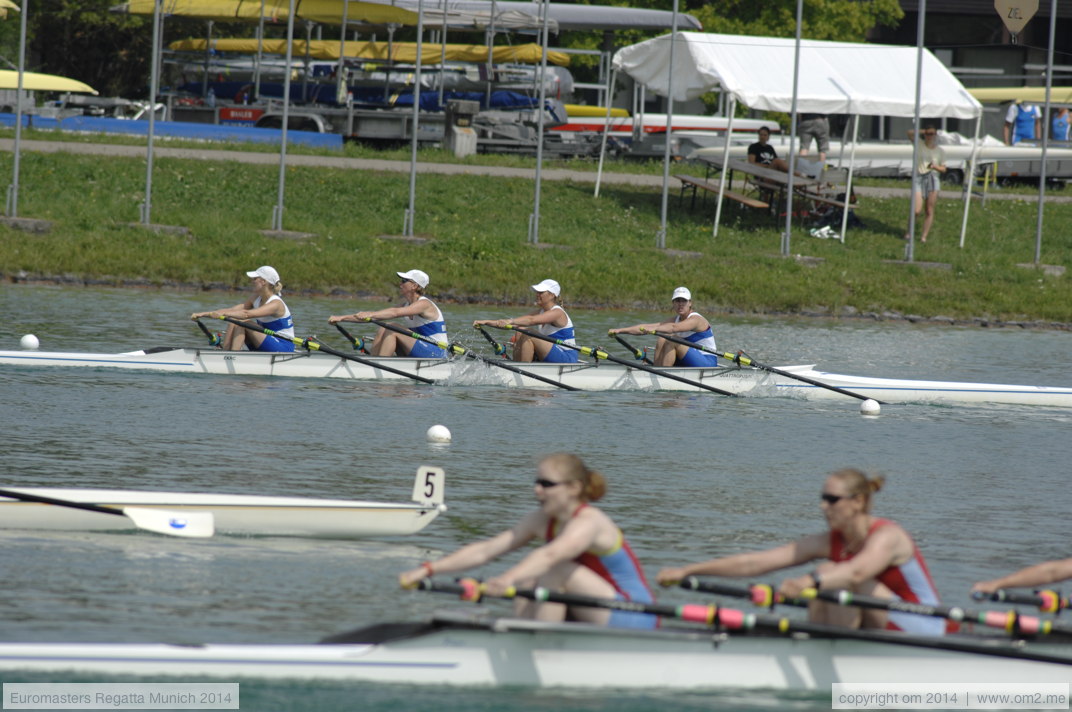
[3,283,1072,711]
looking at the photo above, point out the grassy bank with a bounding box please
[2,141,1071,325]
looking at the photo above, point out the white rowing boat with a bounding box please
[4,346,1072,407]
[0,610,1069,688]
[0,466,446,538]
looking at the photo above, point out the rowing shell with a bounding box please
[0,610,1069,688]
[3,347,1072,407]
[0,466,446,538]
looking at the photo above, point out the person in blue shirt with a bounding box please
[1052,107,1070,142]
[1004,101,1041,145]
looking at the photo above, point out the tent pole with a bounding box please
[958,112,981,248]
[905,0,926,263]
[527,0,549,244]
[838,114,859,244]
[594,68,617,198]
[782,0,803,257]
[403,0,424,236]
[712,97,735,239]
[656,7,679,250]
[1034,0,1056,265]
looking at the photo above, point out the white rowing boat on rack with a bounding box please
[0,610,1069,688]
[3,346,1072,407]
[0,466,446,538]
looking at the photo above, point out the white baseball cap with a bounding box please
[672,286,692,301]
[396,269,429,288]
[246,266,281,285]
[531,279,561,297]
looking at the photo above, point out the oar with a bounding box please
[485,324,738,397]
[678,577,1072,638]
[974,589,1072,614]
[211,315,434,385]
[475,324,508,356]
[611,333,654,364]
[333,322,370,354]
[417,578,1072,665]
[0,487,214,538]
[639,329,884,404]
[193,318,222,347]
[360,317,580,391]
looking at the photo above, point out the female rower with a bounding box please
[328,269,447,358]
[190,265,295,352]
[472,279,578,363]
[971,557,1072,595]
[399,452,657,629]
[608,286,719,367]
[656,468,947,635]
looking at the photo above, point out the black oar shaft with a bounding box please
[976,589,1071,613]
[333,323,369,354]
[193,318,221,346]
[218,316,434,384]
[491,325,737,397]
[0,487,129,518]
[645,329,884,404]
[366,318,579,391]
[475,325,508,355]
[611,333,653,364]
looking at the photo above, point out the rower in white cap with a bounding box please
[473,279,579,363]
[190,265,296,352]
[609,286,719,367]
[328,269,448,358]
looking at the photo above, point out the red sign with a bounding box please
[219,107,264,125]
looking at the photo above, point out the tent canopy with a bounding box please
[612,32,982,120]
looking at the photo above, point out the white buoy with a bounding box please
[426,424,452,443]
[19,334,39,350]
[859,399,881,416]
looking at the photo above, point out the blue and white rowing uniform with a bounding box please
[536,305,579,363]
[673,312,718,367]
[405,297,448,358]
[252,294,295,353]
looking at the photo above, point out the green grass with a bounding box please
[1,142,1071,323]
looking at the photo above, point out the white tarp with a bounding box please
[612,32,982,120]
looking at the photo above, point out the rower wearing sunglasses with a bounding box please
[656,468,947,635]
[399,452,657,629]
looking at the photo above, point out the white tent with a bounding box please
[605,32,983,245]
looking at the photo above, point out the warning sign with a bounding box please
[994,0,1038,35]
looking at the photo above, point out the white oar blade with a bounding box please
[122,507,215,538]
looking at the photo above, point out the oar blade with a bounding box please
[122,507,215,538]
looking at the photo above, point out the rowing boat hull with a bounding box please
[0,488,445,538]
[4,347,1072,406]
[0,613,1069,688]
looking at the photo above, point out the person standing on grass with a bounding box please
[905,126,946,244]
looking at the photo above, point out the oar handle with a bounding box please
[193,318,221,347]
[474,324,508,356]
[610,333,653,364]
[333,323,369,354]
[974,589,1071,614]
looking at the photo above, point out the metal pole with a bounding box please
[527,0,549,244]
[140,0,163,225]
[906,0,926,263]
[254,0,265,99]
[403,0,424,236]
[838,114,860,243]
[655,2,679,250]
[594,68,616,198]
[485,0,496,108]
[958,114,981,248]
[336,0,349,105]
[782,0,803,257]
[1034,0,1056,265]
[201,20,213,99]
[712,98,735,238]
[438,2,447,108]
[5,0,28,217]
[271,0,297,231]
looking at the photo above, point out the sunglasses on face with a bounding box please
[820,493,847,504]
[535,478,566,488]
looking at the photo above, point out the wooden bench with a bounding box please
[796,190,852,211]
[673,174,769,210]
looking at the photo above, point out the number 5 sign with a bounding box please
[995,0,1038,36]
